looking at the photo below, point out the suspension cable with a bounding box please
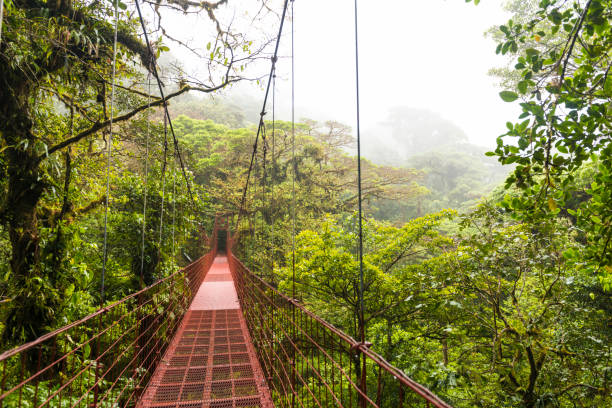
[172,150,176,259]
[270,70,276,275]
[261,122,268,275]
[234,0,291,233]
[353,2,368,405]
[133,0,196,207]
[159,115,168,249]
[0,0,4,45]
[140,73,152,285]
[354,0,366,345]
[290,0,296,300]
[290,2,296,408]
[100,0,119,304]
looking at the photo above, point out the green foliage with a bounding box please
[0,1,609,407]
[278,210,455,342]
[168,94,253,128]
[171,115,426,274]
[488,0,612,287]
[0,0,267,343]
[276,203,609,407]
[362,108,509,220]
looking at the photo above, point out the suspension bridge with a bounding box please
[0,223,453,408]
[0,0,455,407]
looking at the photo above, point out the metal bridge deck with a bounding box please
[138,256,273,408]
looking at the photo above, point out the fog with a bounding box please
[286,0,519,149]
[164,0,520,150]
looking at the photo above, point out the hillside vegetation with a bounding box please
[0,0,609,407]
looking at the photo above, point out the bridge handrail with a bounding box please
[228,250,454,408]
[0,254,209,363]
[0,228,217,408]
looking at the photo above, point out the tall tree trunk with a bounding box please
[442,337,449,366]
[0,71,55,343]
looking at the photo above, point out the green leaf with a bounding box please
[499,91,519,102]
[83,342,91,360]
[64,284,75,298]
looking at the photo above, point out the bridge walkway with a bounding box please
[138,255,273,408]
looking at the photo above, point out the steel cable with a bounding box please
[134,0,196,207]
[140,73,152,285]
[271,70,276,279]
[290,1,297,406]
[159,115,168,249]
[353,0,365,345]
[234,0,291,233]
[100,0,119,304]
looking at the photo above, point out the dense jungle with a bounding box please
[0,0,610,407]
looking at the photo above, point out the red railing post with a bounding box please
[93,313,101,408]
[360,349,367,408]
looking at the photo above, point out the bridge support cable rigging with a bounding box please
[270,70,276,277]
[100,0,120,305]
[290,2,297,408]
[353,0,369,406]
[234,0,291,233]
[159,115,168,250]
[172,150,177,258]
[133,0,196,207]
[140,72,152,286]
[260,121,268,276]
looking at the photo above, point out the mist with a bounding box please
[166,0,521,153]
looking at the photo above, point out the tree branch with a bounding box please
[41,79,238,161]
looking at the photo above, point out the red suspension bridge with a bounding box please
[1,0,455,406]
[0,220,453,408]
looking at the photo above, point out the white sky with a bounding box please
[162,0,521,149]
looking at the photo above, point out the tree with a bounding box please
[171,115,427,273]
[0,0,271,342]
[278,211,455,354]
[442,204,610,407]
[485,0,612,288]
[363,107,468,166]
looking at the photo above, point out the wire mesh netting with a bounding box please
[228,243,453,408]
[0,234,217,408]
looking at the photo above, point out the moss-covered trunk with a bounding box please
[0,67,55,343]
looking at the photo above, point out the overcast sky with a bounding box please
[163,0,521,149]
[282,0,521,148]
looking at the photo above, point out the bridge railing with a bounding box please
[227,246,453,408]
[0,234,217,408]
